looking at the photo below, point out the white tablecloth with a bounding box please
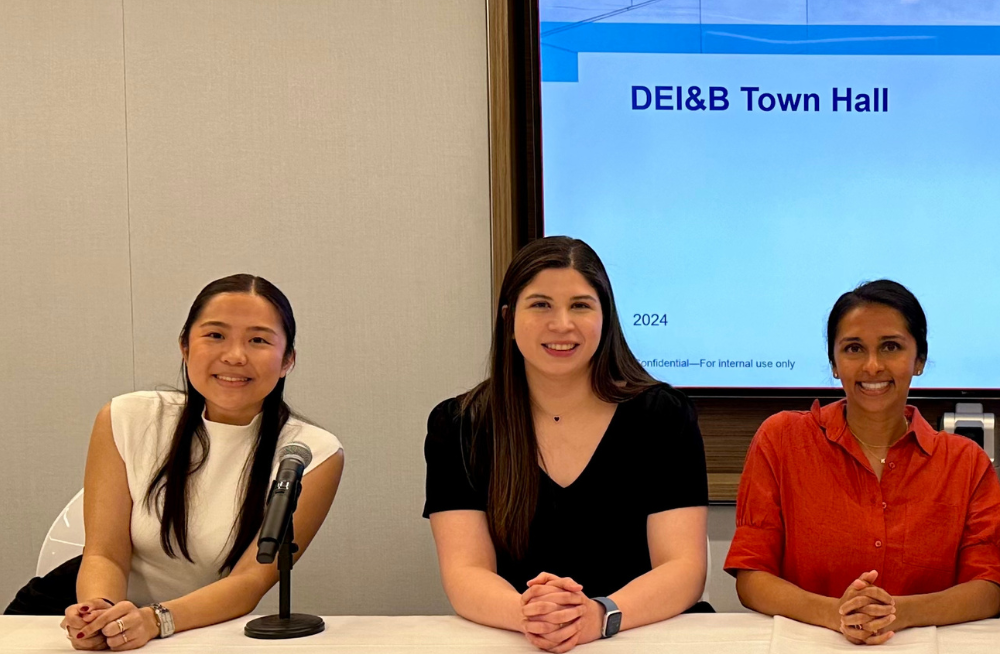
[770,616,937,654]
[935,619,1000,654]
[0,614,994,653]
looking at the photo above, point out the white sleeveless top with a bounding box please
[110,391,343,606]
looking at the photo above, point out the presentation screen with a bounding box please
[538,1,1000,390]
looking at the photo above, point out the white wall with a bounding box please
[0,0,135,609]
[1,0,491,616]
[0,0,745,616]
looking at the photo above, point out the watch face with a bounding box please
[606,610,623,635]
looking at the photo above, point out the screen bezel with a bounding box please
[511,0,1000,400]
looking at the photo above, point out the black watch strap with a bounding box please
[593,597,622,638]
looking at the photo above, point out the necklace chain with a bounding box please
[853,435,891,449]
[857,440,889,465]
[850,418,910,464]
[532,398,587,424]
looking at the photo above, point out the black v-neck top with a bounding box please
[422,384,708,598]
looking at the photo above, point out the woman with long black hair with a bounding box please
[57,274,344,650]
[424,237,709,653]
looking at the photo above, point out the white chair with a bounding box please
[36,489,86,578]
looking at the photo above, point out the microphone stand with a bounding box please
[245,492,325,638]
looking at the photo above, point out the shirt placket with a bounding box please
[844,441,888,576]
[877,441,913,586]
[871,466,888,575]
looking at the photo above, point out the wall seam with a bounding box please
[121,0,136,391]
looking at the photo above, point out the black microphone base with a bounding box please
[244,614,325,639]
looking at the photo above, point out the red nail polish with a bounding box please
[77,633,85,639]
[80,606,90,612]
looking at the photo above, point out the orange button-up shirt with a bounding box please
[725,399,1000,598]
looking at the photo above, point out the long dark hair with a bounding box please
[461,236,656,559]
[145,274,296,573]
[826,279,928,365]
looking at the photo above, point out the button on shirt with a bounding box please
[724,399,1000,598]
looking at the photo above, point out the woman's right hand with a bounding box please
[61,598,114,650]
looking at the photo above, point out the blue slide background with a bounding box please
[539,3,1000,388]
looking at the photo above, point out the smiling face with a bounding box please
[181,292,293,425]
[512,267,604,381]
[831,303,924,418]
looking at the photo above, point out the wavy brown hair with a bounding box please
[461,236,657,559]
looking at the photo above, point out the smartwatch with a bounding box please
[148,603,175,638]
[593,597,622,638]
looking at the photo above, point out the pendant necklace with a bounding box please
[533,398,587,425]
[533,406,567,424]
[851,419,910,464]
[856,439,890,465]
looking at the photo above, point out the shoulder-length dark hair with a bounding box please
[461,236,657,559]
[145,274,296,573]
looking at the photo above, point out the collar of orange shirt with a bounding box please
[809,398,938,456]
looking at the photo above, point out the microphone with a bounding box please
[256,442,313,564]
[245,440,325,639]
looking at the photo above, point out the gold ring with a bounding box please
[116,618,125,635]
[122,632,128,644]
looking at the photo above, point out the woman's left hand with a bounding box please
[78,601,159,651]
[521,573,602,652]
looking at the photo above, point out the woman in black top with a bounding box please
[424,237,709,652]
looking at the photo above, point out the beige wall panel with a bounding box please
[123,0,490,615]
[0,1,133,604]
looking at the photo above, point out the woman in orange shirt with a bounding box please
[725,280,1000,645]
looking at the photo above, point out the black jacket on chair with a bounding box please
[4,555,82,615]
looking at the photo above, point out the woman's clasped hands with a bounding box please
[520,572,603,653]
[837,570,897,646]
[61,599,159,651]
